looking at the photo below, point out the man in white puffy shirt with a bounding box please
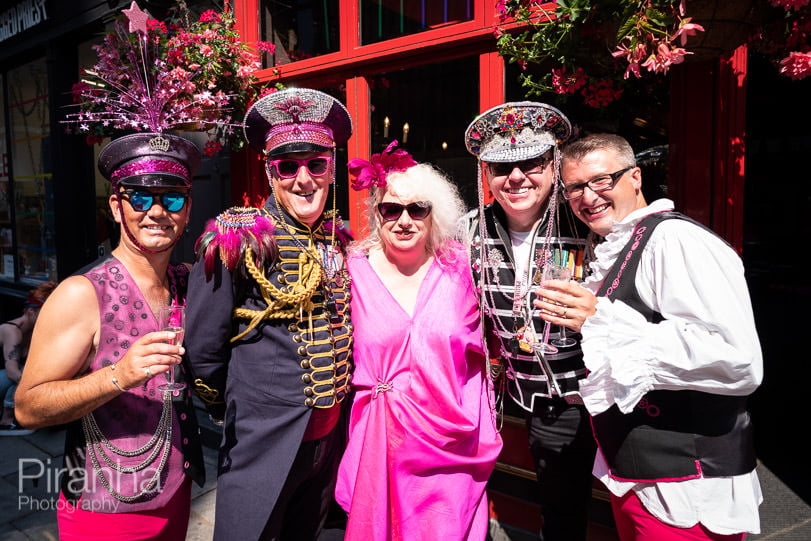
[535,133,763,541]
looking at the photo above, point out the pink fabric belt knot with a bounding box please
[373,380,393,398]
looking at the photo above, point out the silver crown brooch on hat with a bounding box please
[149,135,171,152]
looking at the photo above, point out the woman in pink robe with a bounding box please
[336,149,502,541]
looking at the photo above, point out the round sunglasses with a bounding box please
[121,189,189,212]
[376,201,432,222]
[267,156,333,179]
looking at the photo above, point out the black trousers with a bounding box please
[526,399,597,541]
[259,424,344,541]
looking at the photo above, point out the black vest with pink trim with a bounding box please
[591,211,757,482]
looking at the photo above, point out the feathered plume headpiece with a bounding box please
[347,140,417,191]
[64,1,271,150]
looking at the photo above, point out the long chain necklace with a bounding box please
[81,393,173,503]
[479,203,551,339]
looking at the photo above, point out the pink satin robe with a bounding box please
[335,248,502,540]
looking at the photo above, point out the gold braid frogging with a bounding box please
[230,245,322,342]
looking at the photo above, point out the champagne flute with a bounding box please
[532,262,569,356]
[158,305,186,393]
[548,263,577,348]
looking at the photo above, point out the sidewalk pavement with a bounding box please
[2,411,810,540]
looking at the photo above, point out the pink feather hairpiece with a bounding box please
[347,140,417,191]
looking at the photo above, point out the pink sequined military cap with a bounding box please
[243,88,353,158]
[98,133,201,188]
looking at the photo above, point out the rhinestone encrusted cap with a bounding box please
[464,102,572,163]
[243,88,353,155]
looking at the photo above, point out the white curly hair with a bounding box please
[352,163,466,264]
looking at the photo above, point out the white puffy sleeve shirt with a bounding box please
[580,199,763,535]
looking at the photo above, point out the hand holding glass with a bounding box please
[535,263,574,354]
[546,264,577,348]
[158,305,186,393]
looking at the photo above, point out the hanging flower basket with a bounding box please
[682,0,766,60]
[494,0,811,108]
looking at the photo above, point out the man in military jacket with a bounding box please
[185,88,353,541]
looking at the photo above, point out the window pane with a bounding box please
[370,57,479,208]
[76,34,117,257]
[8,57,55,285]
[0,74,12,280]
[360,0,473,45]
[261,0,340,66]
[505,62,669,201]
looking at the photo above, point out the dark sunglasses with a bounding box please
[267,156,333,179]
[488,157,549,177]
[121,189,189,212]
[377,201,432,221]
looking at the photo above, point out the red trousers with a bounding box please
[611,490,746,541]
[57,476,191,541]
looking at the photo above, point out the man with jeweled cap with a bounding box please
[15,131,206,539]
[462,102,596,541]
[185,88,354,541]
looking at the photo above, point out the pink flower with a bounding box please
[199,9,220,22]
[146,19,168,34]
[613,40,648,78]
[624,62,641,79]
[256,41,276,53]
[641,42,691,74]
[551,67,587,94]
[199,44,214,57]
[671,19,705,47]
[779,51,811,79]
[769,0,810,11]
[496,0,509,22]
[580,79,623,108]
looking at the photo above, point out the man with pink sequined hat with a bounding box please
[14,2,219,536]
[186,87,354,541]
[15,130,206,539]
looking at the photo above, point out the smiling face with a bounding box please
[267,150,334,227]
[377,188,432,258]
[484,153,554,231]
[110,187,191,253]
[561,149,645,237]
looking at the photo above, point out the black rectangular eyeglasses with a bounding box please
[562,166,634,200]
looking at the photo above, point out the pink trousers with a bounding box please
[611,490,746,541]
[57,477,191,541]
